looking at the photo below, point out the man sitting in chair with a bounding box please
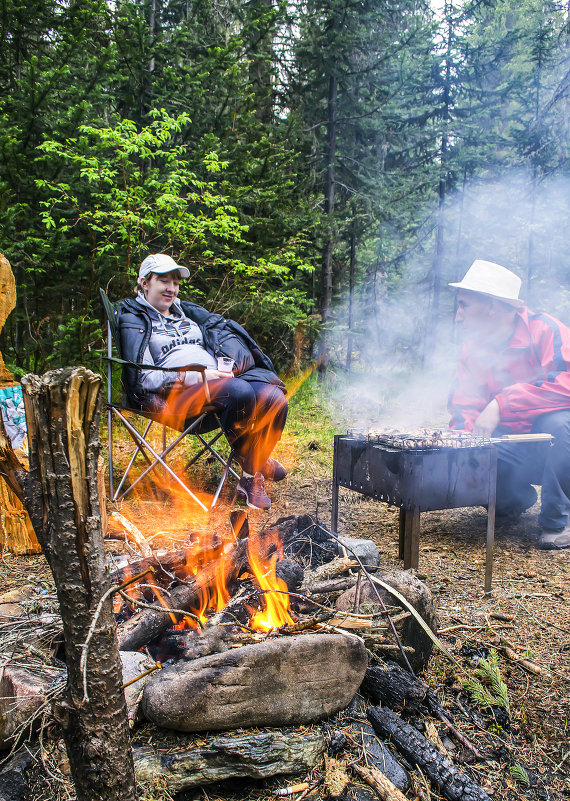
[116,253,287,510]
[448,259,570,550]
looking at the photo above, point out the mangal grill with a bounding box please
[332,429,552,593]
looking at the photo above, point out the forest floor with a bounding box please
[1,373,569,801]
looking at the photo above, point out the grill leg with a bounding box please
[402,507,420,570]
[485,450,498,595]
[398,508,405,560]
[331,437,339,533]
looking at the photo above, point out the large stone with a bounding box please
[120,651,156,727]
[336,536,380,570]
[141,632,367,732]
[335,569,437,671]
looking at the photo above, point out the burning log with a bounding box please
[141,632,368,732]
[133,730,326,793]
[117,538,249,651]
[368,706,492,801]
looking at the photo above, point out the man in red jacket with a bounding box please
[448,259,570,550]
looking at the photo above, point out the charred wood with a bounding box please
[133,730,325,792]
[367,706,491,801]
[117,539,248,651]
[361,661,428,714]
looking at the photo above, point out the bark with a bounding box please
[133,730,325,792]
[367,706,491,801]
[0,368,138,801]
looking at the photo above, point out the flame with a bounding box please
[111,370,300,636]
[247,523,294,632]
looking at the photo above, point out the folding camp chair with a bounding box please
[100,289,240,510]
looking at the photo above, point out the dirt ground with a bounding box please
[1,422,569,801]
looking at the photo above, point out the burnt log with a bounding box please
[142,632,367,732]
[0,368,138,800]
[117,538,248,651]
[349,722,410,792]
[368,706,491,801]
[361,661,428,714]
[133,729,325,792]
[0,745,35,801]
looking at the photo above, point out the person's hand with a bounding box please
[204,368,233,381]
[473,399,500,436]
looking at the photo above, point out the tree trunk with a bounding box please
[346,227,356,372]
[0,368,138,801]
[319,73,337,375]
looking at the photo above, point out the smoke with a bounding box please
[321,168,570,432]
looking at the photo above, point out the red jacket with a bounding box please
[448,307,570,433]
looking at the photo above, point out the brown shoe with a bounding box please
[237,472,271,510]
[538,525,570,550]
[262,458,287,482]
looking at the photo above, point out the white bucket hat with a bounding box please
[138,254,190,281]
[449,259,523,307]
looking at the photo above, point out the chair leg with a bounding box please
[113,414,154,501]
[108,404,114,500]
[194,433,240,480]
[125,416,209,495]
[211,451,235,508]
[114,413,209,511]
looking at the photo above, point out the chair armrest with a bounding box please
[104,358,212,401]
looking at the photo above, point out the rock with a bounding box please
[142,632,367,732]
[0,744,35,801]
[275,558,304,592]
[350,721,410,792]
[336,536,380,570]
[133,729,326,792]
[0,660,64,749]
[335,569,437,671]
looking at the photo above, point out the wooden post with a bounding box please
[1,367,138,801]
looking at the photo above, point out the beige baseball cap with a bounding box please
[138,254,190,281]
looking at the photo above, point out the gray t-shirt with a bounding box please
[137,293,216,393]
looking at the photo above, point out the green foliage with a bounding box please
[508,763,530,786]
[463,648,510,716]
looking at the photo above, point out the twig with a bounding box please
[351,762,408,801]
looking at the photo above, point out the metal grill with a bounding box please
[331,432,498,593]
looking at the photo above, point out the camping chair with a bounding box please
[100,289,240,511]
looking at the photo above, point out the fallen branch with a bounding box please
[351,762,408,801]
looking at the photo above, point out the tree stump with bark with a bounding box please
[0,367,137,801]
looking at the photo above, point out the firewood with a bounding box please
[107,511,152,556]
[304,575,357,599]
[351,763,408,801]
[304,556,358,584]
[361,661,428,714]
[117,538,248,651]
[133,730,325,792]
[368,706,492,801]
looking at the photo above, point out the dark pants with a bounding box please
[495,410,570,530]
[164,375,288,475]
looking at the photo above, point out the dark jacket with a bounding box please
[116,297,285,409]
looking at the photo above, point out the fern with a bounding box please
[509,764,530,786]
[463,648,510,715]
